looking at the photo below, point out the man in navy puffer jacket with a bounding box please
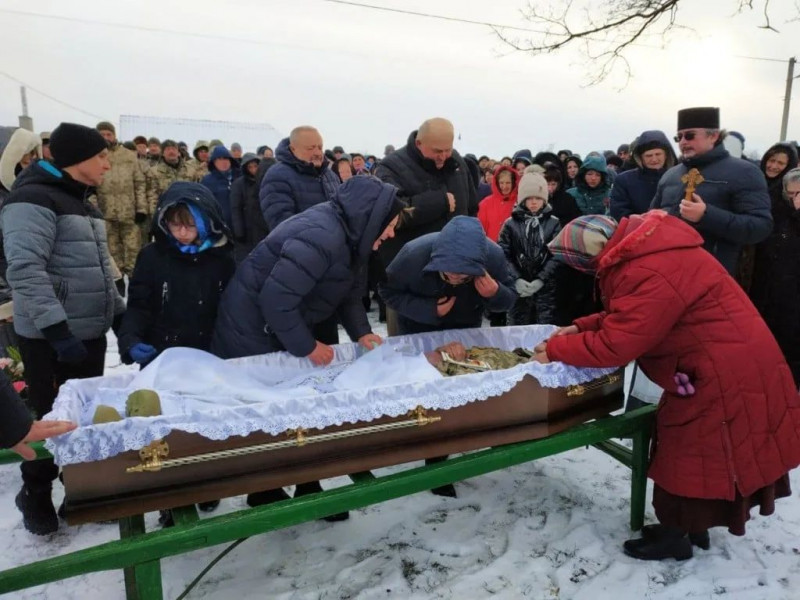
[212,177,402,361]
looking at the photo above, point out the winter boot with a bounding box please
[294,480,349,522]
[640,523,710,550]
[197,500,220,513]
[158,510,174,528]
[246,487,291,508]
[623,526,693,561]
[16,486,58,535]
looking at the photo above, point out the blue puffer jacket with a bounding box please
[379,216,517,332]
[211,177,396,359]
[201,146,240,228]
[259,137,340,230]
[651,143,772,274]
[567,155,611,215]
[610,130,677,220]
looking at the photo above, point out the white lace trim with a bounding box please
[45,325,616,466]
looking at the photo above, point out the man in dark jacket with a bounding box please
[201,145,240,229]
[374,118,477,266]
[230,153,269,261]
[651,107,772,274]
[259,126,339,231]
[0,122,126,535]
[212,177,401,361]
[610,130,677,221]
[380,216,516,334]
[259,126,341,345]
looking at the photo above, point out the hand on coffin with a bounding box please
[532,350,551,364]
[12,420,77,460]
[474,272,499,298]
[549,325,579,341]
[435,341,467,361]
[437,296,456,317]
[130,343,158,366]
[358,333,383,351]
[425,351,444,368]
[308,341,335,366]
[533,340,547,354]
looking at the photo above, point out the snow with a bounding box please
[2,306,799,599]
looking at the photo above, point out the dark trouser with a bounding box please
[17,335,107,491]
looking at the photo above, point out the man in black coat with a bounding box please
[375,118,477,265]
[651,107,772,274]
[375,118,478,334]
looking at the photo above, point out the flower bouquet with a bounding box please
[1,346,27,398]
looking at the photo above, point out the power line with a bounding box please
[0,5,789,65]
[0,70,104,120]
[318,0,549,34]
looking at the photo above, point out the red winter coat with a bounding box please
[477,165,518,241]
[547,211,800,500]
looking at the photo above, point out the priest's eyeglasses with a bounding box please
[674,131,698,142]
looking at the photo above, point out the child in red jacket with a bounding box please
[477,165,518,241]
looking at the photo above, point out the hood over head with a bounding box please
[760,142,799,181]
[575,155,610,193]
[331,176,400,262]
[0,128,41,191]
[153,181,232,246]
[632,130,677,170]
[423,216,488,277]
[207,145,234,172]
[490,164,519,198]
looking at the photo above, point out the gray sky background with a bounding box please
[1,0,798,158]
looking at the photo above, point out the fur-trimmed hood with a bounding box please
[597,210,704,271]
[0,129,41,192]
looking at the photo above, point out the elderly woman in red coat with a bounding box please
[533,211,800,561]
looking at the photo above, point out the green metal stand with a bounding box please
[0,405,656,599]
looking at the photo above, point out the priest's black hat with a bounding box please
[677,107,720,130]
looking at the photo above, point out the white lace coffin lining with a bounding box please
[45,325,617,466]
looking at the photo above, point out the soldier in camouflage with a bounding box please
[146,137,161,167]
[143,140,198,242]
[425,341,532,376]
[190,140,210,180]
[95,122,147,281]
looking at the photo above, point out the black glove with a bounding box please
[41,321,88,364]
[50,336,88,364]
[134,212,147,224]
[112,312,124,337]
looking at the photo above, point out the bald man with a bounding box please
[375,118,477,266]
[259,126,340,230]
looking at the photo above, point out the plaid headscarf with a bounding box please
[547,215,618,274]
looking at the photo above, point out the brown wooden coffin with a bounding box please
[62,372,624,524]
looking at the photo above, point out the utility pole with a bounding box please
[780,57,795,141]
[18,86,34,131]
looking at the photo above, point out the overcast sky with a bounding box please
[1,0,798,158]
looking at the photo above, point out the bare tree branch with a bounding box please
[496,0,783,84]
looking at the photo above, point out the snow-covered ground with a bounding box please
[1,307,798,599]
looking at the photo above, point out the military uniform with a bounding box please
[96,143,147,276]
[434,346,532,376]
[144,158,198,238]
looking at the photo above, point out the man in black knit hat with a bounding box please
[651,106,772,274]
[0,122,126,535]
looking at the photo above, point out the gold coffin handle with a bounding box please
[566,373,622,397]
[126,405,441,474]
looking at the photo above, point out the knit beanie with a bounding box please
[96,121,115,134]
[547,215,618,274]
[50,123,109,169]
[517,166,549,204]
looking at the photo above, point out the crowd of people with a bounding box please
[0,107,798,564]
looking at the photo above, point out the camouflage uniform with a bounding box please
[435,346,532,377]
[145,158,198,215]
[96,143,147,276]
[190,140,210,181]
